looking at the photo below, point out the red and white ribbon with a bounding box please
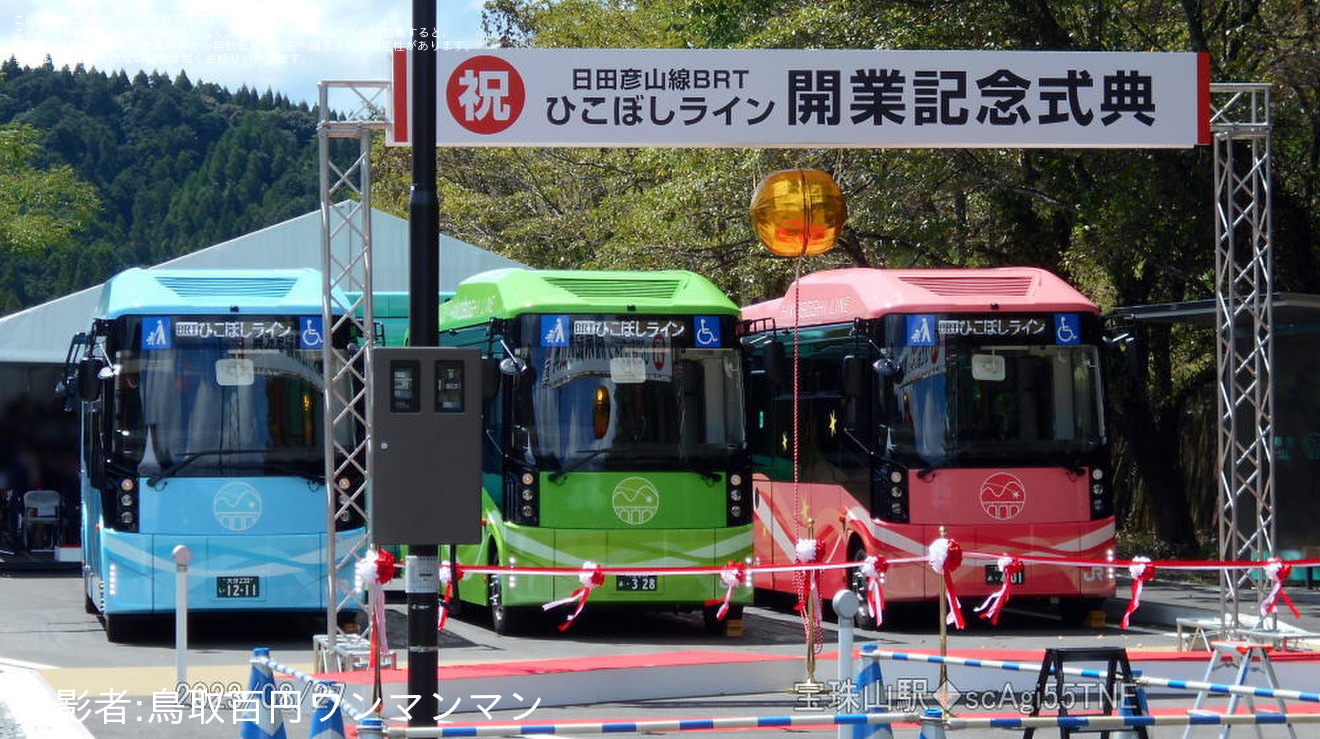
[542,561,605,632]
[859,555,887,626]
[705,562,747,622]
[793,538,824,649]
[437,560,454,633]
[354,548,397,668]
[974,556,1023,626]
[1261,557,1302,619]
[1120,556,1155,629]
[928,537,965,629]
[793,538,819,612]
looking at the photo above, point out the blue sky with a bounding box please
[3,1,490,105]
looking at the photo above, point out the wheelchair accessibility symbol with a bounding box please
[1054,313,1080,345]
[299,316,324,349]
[694,316,721,348]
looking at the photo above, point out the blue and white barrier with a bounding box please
[241,647,350,739]
[944,713,1320,730]
[862,647,1320,705]
[357,713,920,738]
[240,647,288,739]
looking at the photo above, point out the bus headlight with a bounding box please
[875,465,909,523]
[114,477,139,532]
[508,469,539,526]
[1088,468,1111,519]
[726,465,752,526]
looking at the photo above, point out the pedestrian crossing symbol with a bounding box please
[142,317,171,350]
[541,315,570,347]
[906,314,936,347]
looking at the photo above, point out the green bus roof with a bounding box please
[437,268,738,329]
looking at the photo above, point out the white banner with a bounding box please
[391,48,1209,149]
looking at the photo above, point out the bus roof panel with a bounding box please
[439,268,738,328]
[741,267,1098,327]
[98,268,342,318]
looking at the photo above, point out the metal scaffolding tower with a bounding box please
[1210,83,1274,628]
[317,80,390,647]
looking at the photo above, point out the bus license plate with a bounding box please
[984,565,1025,586]
[216,576,261,598]
[616,575,658,592]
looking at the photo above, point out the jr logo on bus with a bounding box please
[213,482,263,531]
[612,477,660,525]
[978,472,1026,521]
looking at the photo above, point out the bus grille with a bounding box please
[155,276,299,299]
[543,276,682,300]
[898,274,1035,297]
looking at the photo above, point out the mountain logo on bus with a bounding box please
[978,472,1026,521]
[612,477,660,525]
[213,482,262,531]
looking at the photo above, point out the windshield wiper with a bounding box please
[547,448,609,483]
[252,461,325,483]
[916,442,996,479]
[147,449,268,486]
[684,456,723,483]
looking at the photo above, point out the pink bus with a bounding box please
[740,268,1114,626]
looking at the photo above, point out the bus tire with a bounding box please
[703,604,743,636]
[848,543,879,631]
[103,613,135,643]
[1059,597,1105,627]
[83,575,99,615]
[488,549,533,635]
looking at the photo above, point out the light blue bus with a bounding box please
[62,268,365,641]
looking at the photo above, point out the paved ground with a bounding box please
[3,549,1318,739]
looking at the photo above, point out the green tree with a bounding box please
[0,123,99,257]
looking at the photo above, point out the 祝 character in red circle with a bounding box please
[979,472,1026,521]
[446,55,526,135]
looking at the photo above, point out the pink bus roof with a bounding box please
[740,267,1098,327]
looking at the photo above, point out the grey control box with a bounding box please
[370,347,481,544]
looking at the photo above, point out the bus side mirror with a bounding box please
[873,357,904,383]
[78,357,105,402]
[763,340,788,387]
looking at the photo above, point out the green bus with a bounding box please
[438,268,752,634]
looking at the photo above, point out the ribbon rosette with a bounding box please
[705,562,748,622]
[542,561,606,632]
[1261,557,1302,619]
[859,555,888,626]
[974,556,1023,626]
[354,548,397,668]
[928,537,965,629]
[436,560,455,633]
[1120,556,1156,629]
[793,538,819,611]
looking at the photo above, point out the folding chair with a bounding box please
[22,489,62,553]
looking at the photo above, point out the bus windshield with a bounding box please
[517,315,745,475]
[889,342,1105,468]
[108,316,332,480]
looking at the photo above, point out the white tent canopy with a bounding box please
[0,207,525,366]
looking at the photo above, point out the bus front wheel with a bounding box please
[848,543,879,631]
[103,613,136,643]
[488,549,535,635]
[703,604,743,636]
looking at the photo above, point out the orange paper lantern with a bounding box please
[749,169,846,257]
